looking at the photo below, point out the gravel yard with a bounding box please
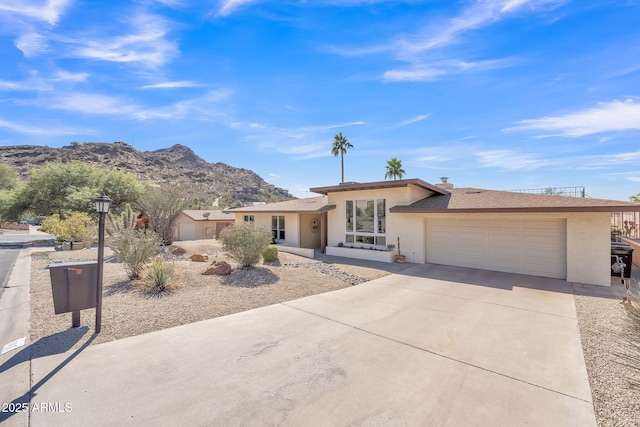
[28,240,640,426]
[29,240,400,356]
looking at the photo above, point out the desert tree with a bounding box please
[137,184,186,245]
[384,158,406,181]
[331,132,353,183]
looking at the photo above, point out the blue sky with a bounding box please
[0,1,639,201]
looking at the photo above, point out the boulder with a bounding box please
[202,261,232,275]
[171,246,186,254]
[190,254,209,262]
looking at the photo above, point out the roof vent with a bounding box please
[339,181,359,185]
[435,177,454,190]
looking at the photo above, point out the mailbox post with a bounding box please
[94,194,111,333]
[48,261,98,327]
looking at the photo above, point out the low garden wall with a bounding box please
[0,223,29,231]
[276,245,315,259]
[621,237,640,269]
[326,246,395,263]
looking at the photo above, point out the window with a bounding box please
[244,215,254,223]
[345,199,386,247]
[272,215,285,241]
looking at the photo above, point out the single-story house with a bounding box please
[226,178,640,286]
[174,210,235,241]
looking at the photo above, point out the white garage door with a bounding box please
[178,223,198,241]
[426,218,566,279]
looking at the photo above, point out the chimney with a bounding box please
[435,177,454,190]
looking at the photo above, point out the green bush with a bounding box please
[262,245,278,262]
[143,260,178,293]
[41,212,94,242]
[219,222,272,269]
[109,229,161,279]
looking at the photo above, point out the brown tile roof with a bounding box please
[390,187,640,213]
[310,178,449,195]
[181,210,235,221]
[224,196,335,213]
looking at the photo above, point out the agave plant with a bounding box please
[144,260,179,293]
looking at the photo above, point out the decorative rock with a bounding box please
[171,246,186,254]
[190,254,209,262]
[202,261,232,275]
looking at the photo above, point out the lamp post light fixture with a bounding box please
[93,193,111,333]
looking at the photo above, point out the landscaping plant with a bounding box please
[109,228,161,279]
[262,245,279,262]
[106,203,138,236]
[41,212,95,243]
[143,260,179,293]
[219,222,272,269]
[619,300,640,389]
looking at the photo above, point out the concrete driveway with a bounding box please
[24,264,595,426]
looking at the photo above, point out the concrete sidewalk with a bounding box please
[12,263,595,426]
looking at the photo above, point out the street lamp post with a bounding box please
[94,194,111,333]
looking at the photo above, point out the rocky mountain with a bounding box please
[0,142,294,207]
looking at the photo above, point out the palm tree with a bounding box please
[331,132,353,183]
[384,158,406,180]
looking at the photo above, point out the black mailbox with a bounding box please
[49,261,98,315]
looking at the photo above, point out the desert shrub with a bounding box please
[262,245,278,262]
[618,301,640,389]
[143,260,178,293]
[219,222,272,269]
[110,229,161,279]
[41,212,94,242]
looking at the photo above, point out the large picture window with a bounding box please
[345,199,386,247]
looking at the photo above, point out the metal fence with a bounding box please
[611,211,640,240]
[508,186,587,198]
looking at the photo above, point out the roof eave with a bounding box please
[224,204,336,214]
[390,206,640,214]
[310,178,450,196]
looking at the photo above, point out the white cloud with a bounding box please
[476,149,554,171]
[506,99,640,137]
[0,118,90,136]
[0,0,72,25]
[216,0,260,17]
[47,93,137,115]
[398,0,565,55]
[66,11,178,67]
[140,81,201,89]
[398,114,431,127]
[384,57,518,82]
[51,70,88,82]
[14,32,48,57]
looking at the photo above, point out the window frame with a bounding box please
[344,198,386,248]
[271,215,285,241]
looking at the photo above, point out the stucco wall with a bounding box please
[300,213,322,248]
[325,186,431,248]
[565,212,610,285]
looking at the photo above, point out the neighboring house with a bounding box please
[226,178,640,286]
[174,210,235,241]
